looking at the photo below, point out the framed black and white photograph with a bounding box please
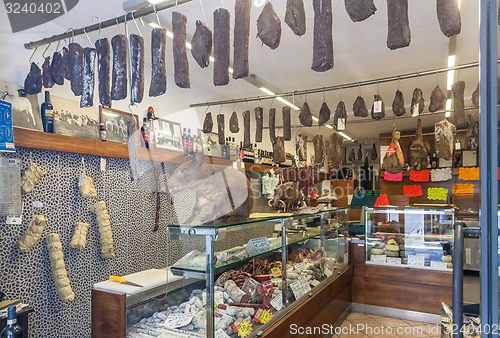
[0,80,42,131]
[99,106,139,143]
[198,129,221,157]
[52,95,100,140]
[153,118,183,151]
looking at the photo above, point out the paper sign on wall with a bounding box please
[0,100,14,152]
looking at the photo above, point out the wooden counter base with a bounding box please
[350,242,452,314]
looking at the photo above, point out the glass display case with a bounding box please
[364,207,454,271]
[125,208,349,338]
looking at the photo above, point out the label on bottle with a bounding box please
[45,109,54,117]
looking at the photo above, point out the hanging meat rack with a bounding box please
[24,0,192,50]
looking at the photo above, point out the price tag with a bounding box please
[270,291,283,311]
[270,267,282,277]
[290,280,305,299]
[79,172,85,187]
[310,279,321,287]
[164,313,194,329]
[240,161,245,169]
[294,262,306,272]
[337,118,346,130]
[370,254,387,263]
[455,140,461,150]
[324,268,333,277]
[407,255,425,267]
[412,103,420,117]
[202,291,207,305]
[430,261,448,269]
[299,276,311,293]
[386,257,402,265]
[32,201,43,208]
[374,100,382,113]
[215,291,224,305]
[246,237,271,256]
[215,328,231,338]
[100,157,106,172]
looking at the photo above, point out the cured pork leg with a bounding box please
[191,21,212,68]
[435,119,456,161]
[429,85,446,112]
[257,2,281,50]
[313,135,324,164]
[386,0,411,50]
[213,8,230,86]
[345,0,377,22]
[329,133,344,169]
[172,11,190,88]
[436,0,461,37]
[392,90,405,116]
[300,102,313,127]
[233,0,251,79]
[408,118,428,170]
[353,96,369,117]
[149,28,167,97]
[285,0,306,36]
[319,102,331,126]
[312,0,334,72]
[111,35,127,101]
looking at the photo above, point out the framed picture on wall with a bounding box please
[0,80,42,131]
[153,118,183,152]
[52,95,100,140]
[99,106,139,143]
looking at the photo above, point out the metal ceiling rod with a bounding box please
[190,60,499,108]
[24,0,192,49]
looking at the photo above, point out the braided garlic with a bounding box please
[21,162,47,194]
[70,222,90,250]
[90,201,115,259]
[46,233,75,302]
[18,215,47,253]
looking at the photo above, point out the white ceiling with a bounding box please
[26,0,492,140]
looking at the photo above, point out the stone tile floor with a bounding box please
[332,312,441,338]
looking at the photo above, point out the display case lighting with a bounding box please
[259,88,300,110]
[338,131,353,141]
[445,99,452,117]
[447,55,456,90]
[325,125,334,129]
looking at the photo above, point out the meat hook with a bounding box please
[83,26,92,46]
[42,43,51,59]
[92,15,102,41]
[28,47,38,63]
[131,11,143,37]
[153,4,161,26]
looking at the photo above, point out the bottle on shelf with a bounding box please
[182,128,188,155]
[431,153,438,169]
[99,123,106,142]
[140,118,149,148]
[40,90,55,133]
[1,305,23,338]
[187,129,193,155]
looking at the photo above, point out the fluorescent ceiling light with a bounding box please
[149,22,162,29]
[445,99,452,117]
[209,56,215,63]
[338,131,353,141]
[259,87,275,96]
[457,0,461,10]
[312,116,319,122]
[325,124,334,129]
[447,55,456,90]
[228,67,234,74]
[148,0,165,4]
[259,87,300,111]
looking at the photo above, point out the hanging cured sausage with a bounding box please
[269,108,276,144]
[172,11,190,88]
[255,107,264,142]
[49,51,64,86]
[213,8,230,86]
[149,28,167,97]
[111,35,127,101]
[312,0,334,72]
[24,62,42,95]
[282,106,291,141]
[95,38,111,107]
[217,114,225,145]
[452,81,466,128]
[285,0,306,36]
[191,21,212,68]
[233,0,251,79]
[243,110,251,146]
[203,112,213,133]
[386,0,411,50]
[69,42,84,96]
[229,111,239,133]
[80,47,96,108]
[42,57,54,89]
[436,0,461,37]
[345,0,377,22]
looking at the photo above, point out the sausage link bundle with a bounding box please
[91,201,115,260]
[130,34,145,103]
[21,161,46,194]
[70,222,90,251]
[111,35,127,100]
[46,233,75,302]
[95,38,111,107]
[18,215,47,253]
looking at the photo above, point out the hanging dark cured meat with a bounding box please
[191,21,212,68]
[392,90,406,116]
[329,133,344,169]
[49,51,64,86]
[386,0,411,50]
[255,107,264,142]
[282,106,291,141]
[256,2,281,50]
[333,101,346,128]
[273,137,286,164]
[312,0,334,72]
[371,143,378,160]
[371,94,385,120]
[436,0,461,37]
[296,134,308,161]
[408,118,429,170]
[150,28,167,97]
[95,38,111,107]
[357,144,363,160]
[111,35,127,101]
[243,110,251,146]
[172,11,190,89]
[471,83,479,109]
[452,81,466,128]
[299,102,313,127]
[69,42,84,96]
[130,34,145,103]
[345,0,377,22]
[410,88,425,116]
[353,96,369,117]
[285,0,306,36]
[435,119,457,161]
[62,47,70,81]
[233,0,251,79]
[80,47,96,108]
[429,85,446,112]
[24,62,42,95]
[269,108,276,144]
[229,111,239,133]
[348,148,355,162]
[318,102,331,126]
[217,114,225,145]
[42,57,54,88]
[213,8,230,86]
[203,112,213,133]
[313,135,324,164]
[465,115,479,150]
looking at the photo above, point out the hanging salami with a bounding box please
[213,8,230,86]
[172,11,190,88]
[312,0,334,72]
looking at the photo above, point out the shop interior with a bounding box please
[0,0,498,337]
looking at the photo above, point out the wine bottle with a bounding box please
[140,118,149,148]
[40,90,55,133]
[182,128,188,155]
[99,123,106,142]
[187,129,193,155]
[1,306,23,338]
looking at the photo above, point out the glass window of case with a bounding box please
[365,207,454,270]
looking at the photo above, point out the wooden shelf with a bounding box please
[13,127,232,165]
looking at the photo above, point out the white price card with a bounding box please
[407,255,425,267]
[270,291,283,311]
[290,280,305,299]
[337,118,346,130]
[386,257,402,265]
[430,261,448,269]
[100,157,106,172]
[374,101,383,113]
[370,254,387,263]
[412,103,420,117]
[164,313,194,329]
[294,262,306,272]
[324,268,333,277]
[215,291,224,305]
[246,237,271,256]
[215,328,232,338]
[310,279,321,287]
[299,276,311,293]
[202,291,206,305]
